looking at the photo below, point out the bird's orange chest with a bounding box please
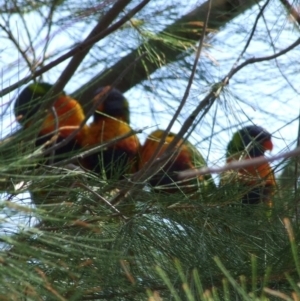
[141,140,193,170]
[227,156,275,186]
[39,96,86,139]
[85,118,139,153]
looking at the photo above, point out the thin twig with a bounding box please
[40,0,56,66]
[10,1,37,71]
[227,37,300,80]
[260,2,300,95]
[263,288,291,301]
[0,23,32,71]
[230,0,271,70]
[76,182,127,219]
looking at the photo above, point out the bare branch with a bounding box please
[279,0,300,25]
[179,147,300,179]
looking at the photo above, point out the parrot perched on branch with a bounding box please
[14,82,52,128]
[14,82,89,206]
[222,125,276,206]
[81,86,140,180]
[14,82,89,163]
[139,129,216,195]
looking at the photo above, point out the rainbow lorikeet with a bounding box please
[14,82,89,206]
[14,82,89,163]
[223,125,276,205]
[139,129,216,194]
[81,86,140,179]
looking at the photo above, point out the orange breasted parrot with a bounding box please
[14,82,89,206]
[81,86,140,179]
[14,82,89,163]
[14,82,52,128]
[224,125,276,205]
[139,129,216,194]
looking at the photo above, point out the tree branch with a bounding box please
[179,146,300,179]
[72,0,261,113]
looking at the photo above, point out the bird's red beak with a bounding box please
[263,139,273,151]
